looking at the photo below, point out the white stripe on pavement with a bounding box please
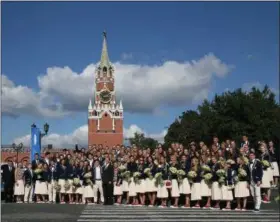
[77,220,278,222]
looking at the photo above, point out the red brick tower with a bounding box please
[88,32,124,148]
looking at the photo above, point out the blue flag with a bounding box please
[30,126,41,161]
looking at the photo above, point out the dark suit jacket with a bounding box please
[249,159,263,184]
[102,163,113,183]
[32,159,43,170]
[2,166,15,186]
[23,169,35,185]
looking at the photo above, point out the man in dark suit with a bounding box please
[92,160,104,203]
[2,160,15,202]
[23,163,35,203]
[101,156,114,205]
[249,151,263,212]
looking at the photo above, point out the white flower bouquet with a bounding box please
[218,176,226,185]
[144,168,153,180]
[262,160,270,168]
[203,173,213,184]
[154,172,164,187]
[118,165,126,172]
[238,168,247,177]
[84,172,92,179]
[73,178,81,187]
[187,170,197,183]
[226,159,235,165]
[177,169,186,184]
[133,172,141,185]
[34,168,43,179]
[169,167,178,175]
[201,165,211,172]
[216,169,226,177]
[121,170,131,183]
[64,180,71,191]
[243,157,249,164]
[54,181,61,191]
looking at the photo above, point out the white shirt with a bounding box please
[95,166,101,180]
[45,158,49,165]
[89,159,93,167]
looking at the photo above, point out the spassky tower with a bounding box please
[88,32,124,148]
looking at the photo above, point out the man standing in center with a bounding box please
[102,156,114,205]
[92,160,104,204]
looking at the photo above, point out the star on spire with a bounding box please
[100,30,110,68]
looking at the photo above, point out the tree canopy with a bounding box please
[128,132,158,150]
[164,85,280,149]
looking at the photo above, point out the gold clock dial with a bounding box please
[100,90,112,103]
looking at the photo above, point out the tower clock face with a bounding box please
[100,90,112,103]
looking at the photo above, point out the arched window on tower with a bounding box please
[103,67,107,75]
[93,111,97,116]
[115,111,119,116]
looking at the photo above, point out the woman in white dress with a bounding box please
[127,156,138,205]
[234,157,250,211]
[145,157,157,207]
[179,155,191,208]
[74,161,84,204]
[113,162,123,205]
[259,145,272,203]
[57,159,67,204]
[169,156,180,208]
[156,156,169,208]
[199,157,212,209]
[14,163,24,203]
[221,161,233,210]
[82,164,94,204]
[66,159,75,204]
[190,158,201,208]
[136,158,146,206]
[210,156,222,209]
[268,141,279,187]
[34,163,48,203]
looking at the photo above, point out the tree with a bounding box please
[164,85,280,150]
[129,132,158,149]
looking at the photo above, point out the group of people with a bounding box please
[2,136,279,212]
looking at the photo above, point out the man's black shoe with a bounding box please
[253,209,260,212]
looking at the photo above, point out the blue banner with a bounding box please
[30,127,41,161]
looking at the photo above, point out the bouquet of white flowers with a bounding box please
[187,171,197,184]
[64,180,71,191]
[118,165,126,172]
[169,167,178,175]
[144,168,153,180]
[133,172,141,185]
[218,176,225,185]
[34,168,43,179]
[226,159,235,165]
[262,160,270,168]
[238,168,247,177]
[203,173,213,185]
[121,170,131,183]
[216,169,226,177]
[54,181,61,191]
[84,172,92,179]
[243,157,249,164]
[73,178,81,187]
[154,172,164,187]
[177,169,186,184]
[201,165,211,172]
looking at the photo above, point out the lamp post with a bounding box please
[12,142,23,164]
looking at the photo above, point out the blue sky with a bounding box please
[1,2,279,147]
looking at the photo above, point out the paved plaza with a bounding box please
[2,202,279,222]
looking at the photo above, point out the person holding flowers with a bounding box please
[113,162,123,205]
[234,156,250,210]
[179,155,191,208]
[210,156,222,209]
[34,163,46,203]
[57,159,67,204]
[200,158,212,209]
[156,156,169,208]
[268,141,279,187]
[169,155,180,208]
[136,157,146,206]
[127,156,138,205]
[73,161,84,204]
[83,164,94,204]
[220,160,234,210]
[259,144,272,203]
[189,158,201,208]
[144,156,157,206]
[66,159,75,204]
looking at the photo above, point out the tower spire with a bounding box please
[100,31,110,68]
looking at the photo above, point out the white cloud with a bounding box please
[2,53,232,117]
[13,124,167,148]
[121,53,133,60]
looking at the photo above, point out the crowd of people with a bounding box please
[1,136,279,212]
